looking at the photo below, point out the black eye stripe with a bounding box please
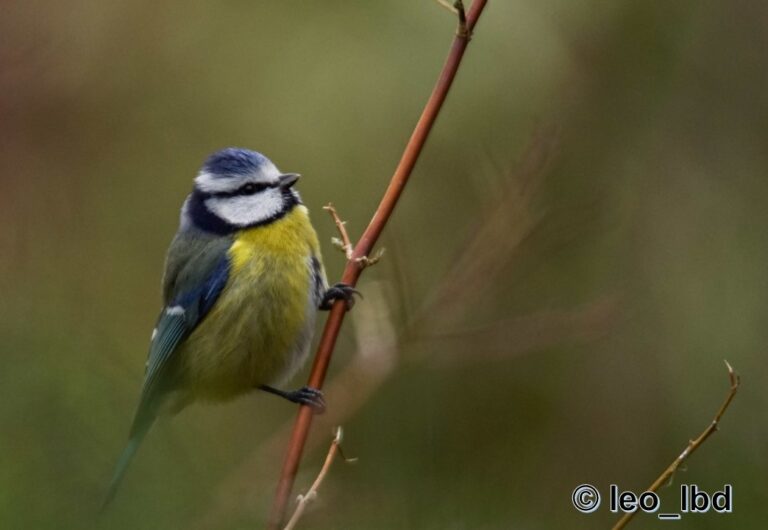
[238,182,268,195]
[210,182,275,198]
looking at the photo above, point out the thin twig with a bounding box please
[434,0,459,15]
[324,203,385,269]
[282,427,355,530]
[455,1,469,38]
[323,204,354,260]
[266,3,488,528]
[611,361,740,530]
[434,0,469,37]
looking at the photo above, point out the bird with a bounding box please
[103,147,356,507]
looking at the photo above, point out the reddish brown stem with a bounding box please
[266,2,489,527]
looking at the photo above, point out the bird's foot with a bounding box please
[259,385,326,414]
[320,282,361,311]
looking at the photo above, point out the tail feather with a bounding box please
[101,421,152,510]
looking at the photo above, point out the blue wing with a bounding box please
[129,252,230,436]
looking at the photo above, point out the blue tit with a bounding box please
[104,148,356,507]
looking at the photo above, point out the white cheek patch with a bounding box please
[205,189,285,227]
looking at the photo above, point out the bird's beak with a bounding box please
[278,173,300,189]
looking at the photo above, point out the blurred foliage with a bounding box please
[2,0,767,528]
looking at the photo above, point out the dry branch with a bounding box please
[282,427,355,530]
[265,2,489,527]
[611,361,740,530]
[324,203,384,269]
[323,204,354,261]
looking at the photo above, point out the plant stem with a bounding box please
[266,2,489,528]
[611,362,740,530]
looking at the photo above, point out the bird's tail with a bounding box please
[101,420,152,511]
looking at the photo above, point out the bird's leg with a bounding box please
[319,282,361,311]
[259,385,326,414]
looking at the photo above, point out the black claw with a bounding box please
[259,384,326,414]
[290,386,327,414]
[320,282,361,311]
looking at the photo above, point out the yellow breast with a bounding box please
[180,205,322,400]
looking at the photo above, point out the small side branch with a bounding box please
[611,361,740,530]
[323,204,354,261]
[435,0,470,37]
[283,427,356,530]
[324,203,384,269]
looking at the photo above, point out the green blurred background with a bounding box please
[2,1,767,528]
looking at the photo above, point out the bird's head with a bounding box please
[184,148,302,234]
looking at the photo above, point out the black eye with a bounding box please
[239,182,266,195]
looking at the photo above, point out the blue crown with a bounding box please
[202,148,271,176]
